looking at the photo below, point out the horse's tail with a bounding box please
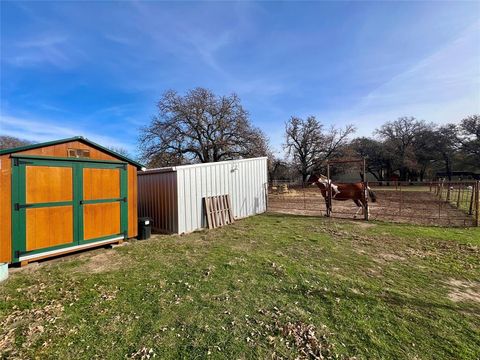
[368,188,377,203]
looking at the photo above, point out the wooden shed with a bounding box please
[0,137,143,265]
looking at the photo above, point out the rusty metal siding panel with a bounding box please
[138,171,178,233]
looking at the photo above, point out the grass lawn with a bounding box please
[1,214,479,359]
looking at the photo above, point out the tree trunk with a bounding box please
[443,155,452,181]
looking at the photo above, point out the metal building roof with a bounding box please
[139,156,268,175]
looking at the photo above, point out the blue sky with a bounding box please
[1,1,479,158]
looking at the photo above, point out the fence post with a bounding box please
[475,181,479,227]
[469,184,475,215]
[399,183,402,215]
[363,182,369,221]
[265,182,269,212]
[456,185,461,208]
[326,163,332,217]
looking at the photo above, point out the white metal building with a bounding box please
[138,157,268,234]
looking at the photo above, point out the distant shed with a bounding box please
[138,157,268,234]
[0,137,143,265]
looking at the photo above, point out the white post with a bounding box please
[0,263,8,283]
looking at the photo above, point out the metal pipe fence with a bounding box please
[267,180,480,227]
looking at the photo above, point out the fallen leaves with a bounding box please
[128,347,156,359]
[0,300,64,357]
[281,321,335,359]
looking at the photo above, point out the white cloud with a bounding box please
[4,33,85,69]
[0,114,135,153]
[316,22,480,137]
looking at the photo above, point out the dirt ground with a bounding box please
[268,187,475,227]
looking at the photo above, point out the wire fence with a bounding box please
[267,180,480,227]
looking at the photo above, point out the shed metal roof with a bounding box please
[138,156,268,175]
[0,136,144,169]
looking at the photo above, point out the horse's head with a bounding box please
[306,174,319,185]
[306,174,329,186]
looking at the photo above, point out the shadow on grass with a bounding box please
[285,283,478,313]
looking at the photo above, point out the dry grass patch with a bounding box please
[447,279,480,304]
[75,249,129,274]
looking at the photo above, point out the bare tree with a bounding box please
[375,117,434,181]
[284,116,355,181]
[108,146,132,159]
[268,154,294,182]
[139,88,269,167]
[0,136,33,150]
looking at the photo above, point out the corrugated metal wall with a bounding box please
[138,157,268,234]
[138,170,178,233]
[176,157,268,233]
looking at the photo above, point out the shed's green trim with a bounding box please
[0,136,144,169]
[11,160,22,262]
[1,137,80,155]
[17,241,78,260]
[76,233,126,245]
[81,198,125,205]
[11,154,127,165]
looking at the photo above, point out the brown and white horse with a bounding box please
[307,174,377,217]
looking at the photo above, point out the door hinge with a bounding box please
[118,164,127,170]
[122,197,127,202]
[123,230,128,239]
[14,203,34,211]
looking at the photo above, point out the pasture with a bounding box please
[1,214,479,359]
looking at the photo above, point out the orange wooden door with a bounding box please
[12,159,76,262]
[79,163,127,243]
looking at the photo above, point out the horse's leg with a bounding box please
[353,199,362,218]
[360,198,368,218]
